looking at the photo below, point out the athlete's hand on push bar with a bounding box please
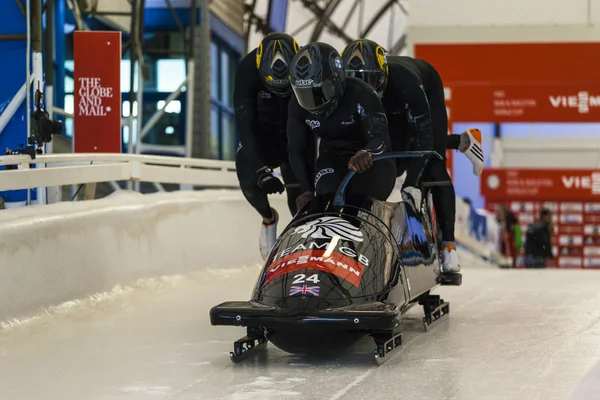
[348,150,373,173]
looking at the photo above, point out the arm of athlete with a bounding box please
[350,89,391,173]
[233,55,266,173]
[287,96,314,208]
[403,82,434,188]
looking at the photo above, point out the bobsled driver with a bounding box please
[340,39,485,274]
[287,42,397,212]
[234,32,312,260]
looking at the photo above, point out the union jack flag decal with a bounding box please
[289,285,320,296]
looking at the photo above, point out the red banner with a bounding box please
[481,169,600,200]
[447,84,600,123]
[73,31,122,153]
[415,43,600,123]
[265,249,365,287]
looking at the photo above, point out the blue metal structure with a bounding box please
[0,1,34,204]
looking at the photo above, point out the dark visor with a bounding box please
[346,69,385,91]
[292,79,337,112]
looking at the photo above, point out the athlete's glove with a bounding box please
[256,167,284,194]
[401,186,422,212]
[348,150,373,173]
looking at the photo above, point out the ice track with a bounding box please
[1,250,600,400]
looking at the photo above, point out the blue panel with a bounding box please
[0,0,30,203]
[268,0,288,32]
[144,8,201,32]
[451,123,495,210]
[210,13,244,54]
[0,1,26,35]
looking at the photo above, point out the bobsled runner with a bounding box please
[209,151,462,364]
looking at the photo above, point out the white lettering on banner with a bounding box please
[77,77,114,117]
[272,241,370,268]
[562,174,600,194]
[269,255,362,277]
[549,92,600,114]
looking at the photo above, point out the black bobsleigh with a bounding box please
[210,151,462,364]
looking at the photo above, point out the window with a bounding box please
[209,38,239,160]
[156,59,186,93]
[210,105,220,159]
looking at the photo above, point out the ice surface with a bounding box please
[1,251,600,400]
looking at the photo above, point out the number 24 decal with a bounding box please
[292,273,320,284]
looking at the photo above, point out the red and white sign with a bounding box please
[481,169,600,200]
[264,249,366,287]
[73,31,122,153]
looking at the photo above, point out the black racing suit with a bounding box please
[287,77,396,202]
[234,51,308,219]
[382,56,456,242]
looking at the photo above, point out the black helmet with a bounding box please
[256,32,300,97]
[341,39,388,97]
[289,42,346,118]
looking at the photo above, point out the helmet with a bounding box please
[289,42,346,118]
[256,32,300,97]
[341,39,388,97]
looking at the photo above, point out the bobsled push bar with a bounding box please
[332,151,443,207]
[332,151,462,287]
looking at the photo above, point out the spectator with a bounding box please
[524,208,554,268]
[496,205,522,268]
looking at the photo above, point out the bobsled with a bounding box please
[209,151,462,364]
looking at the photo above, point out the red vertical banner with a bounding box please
[73,31,122,153]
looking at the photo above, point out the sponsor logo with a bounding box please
[560,214,583,224]
[559,235,582,246]
[518,214,534,224]
[487,174,500,190]
[560,202,583,212]
[341,115,356,125]
[259,90,272,99]
[584,247,600,256]
[549,92,600,114]
[295,79,314,86]
[584,258,600,267]
[559,257,582,267]
[314,168,334,186]
[305,119,320,130]
[272,241,369,266]
[543,202,559,212]
[562,174,600,194]
[511,202,534,212]
[357,103,366,117]
[265,249,366,287]
[584,225,600,235]
[293,216,364,242]
[585,203,600,213]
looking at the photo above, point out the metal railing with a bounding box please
[0,153,239,192]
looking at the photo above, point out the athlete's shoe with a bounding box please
[460,128,484,176]
[259,208,279,261]
[442,241,461,273]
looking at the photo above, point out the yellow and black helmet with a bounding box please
[255,32,300,97]
[341,39,388,96]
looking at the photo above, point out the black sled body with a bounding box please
[209,152,461,362]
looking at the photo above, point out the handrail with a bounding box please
[332,151,443,207]
[0,153,236,169]
[0,153,240,192]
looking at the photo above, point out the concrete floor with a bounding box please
[1,250,599,400]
